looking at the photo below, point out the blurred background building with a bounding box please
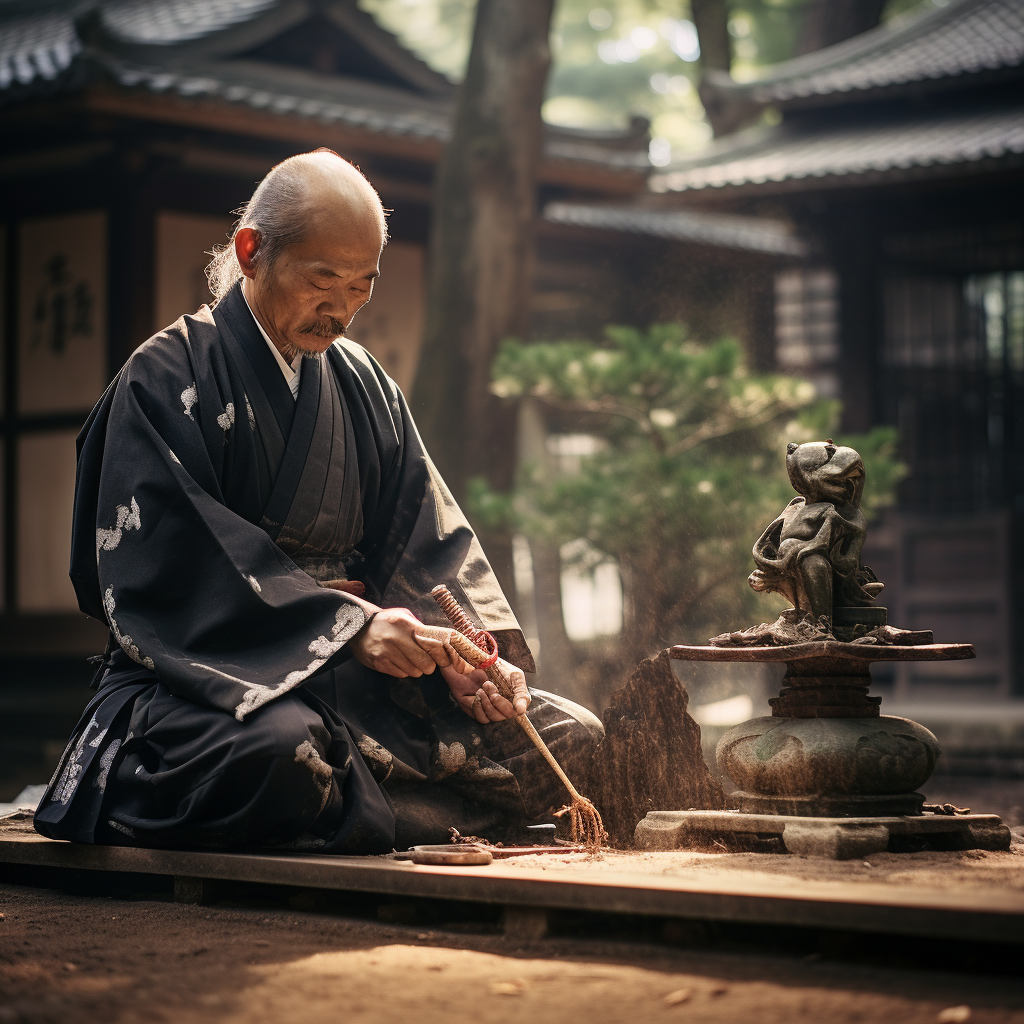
[0,0,1021,804]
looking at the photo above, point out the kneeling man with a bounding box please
[35,150,602,854]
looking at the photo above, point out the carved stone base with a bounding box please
[716,715,940,814]
[734,790,925,817]
[634,809,1012,860]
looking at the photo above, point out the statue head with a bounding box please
[785,440,865,507]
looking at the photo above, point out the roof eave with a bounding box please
[650,151,1024,200]
[4,83,648,193]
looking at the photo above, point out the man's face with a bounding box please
[240,200,382,359]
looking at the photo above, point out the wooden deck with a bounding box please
[2,833,1022,945]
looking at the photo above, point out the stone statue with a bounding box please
[712,440,907,646]
[750,440,883,617]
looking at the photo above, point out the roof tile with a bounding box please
[734,0,1023,104]
[651,104,1024,192]
[544,202,807,255]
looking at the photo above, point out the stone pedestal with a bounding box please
[634,809,1012,859]
[631,640,1009,859]
[718,714,939,816]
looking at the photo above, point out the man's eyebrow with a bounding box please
[310,262,379,280]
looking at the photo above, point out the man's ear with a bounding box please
[234,227,261,279]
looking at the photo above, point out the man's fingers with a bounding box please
[476,686,507,723]
[510,672,530,715]
[471,694,490,724]
[373,656,404,679]
[445,645,476,676]
[392,635,436,675]
[378,646,427,678]
[454,693,478,719]
[481,684,515,719]
[414,634,453,667]
[439,663,479,698]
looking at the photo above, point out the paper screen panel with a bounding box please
[345,241,425,396]
[18,212,108,414]
[153,212,233,334]
[17,430,80,612]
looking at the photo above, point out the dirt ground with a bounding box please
[2,869,1023,1024]
[491,844,1024,899]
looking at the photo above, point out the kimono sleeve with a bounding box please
[73,329,371,721]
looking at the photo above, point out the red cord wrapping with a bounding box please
[476,630,500,669]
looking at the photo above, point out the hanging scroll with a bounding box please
[18,211,108,415]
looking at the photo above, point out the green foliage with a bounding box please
[359,0,935,156]
[477,325,904,653]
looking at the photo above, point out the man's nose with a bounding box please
[316,287,353,319]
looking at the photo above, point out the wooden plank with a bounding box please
[669,642,976,664]
[1,835,1021,945]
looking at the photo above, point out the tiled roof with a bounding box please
[0,9,80,89]
[0,1,648,172]
[101,56,646,167]
[543,202,807,256]
[110,56,453,139]
[723,0,1024,106]
[650,103,1024,193]
[101,0,279,45]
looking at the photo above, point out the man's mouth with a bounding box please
[298,317,347,338]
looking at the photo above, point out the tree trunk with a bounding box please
[797,0,887,55]
[690,0,731,73]
[412,0,555,597]
[692,0,756,138]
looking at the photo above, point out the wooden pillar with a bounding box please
[830,212,880,433]
[106,154,156,375]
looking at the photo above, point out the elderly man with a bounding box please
[35,150,602,854]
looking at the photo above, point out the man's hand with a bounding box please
[349,608,441,678]
[351,610,531,722]
[438,656,531,724]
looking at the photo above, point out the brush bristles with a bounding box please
[554,796,607,853]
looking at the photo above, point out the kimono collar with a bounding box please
[241,284,302,400]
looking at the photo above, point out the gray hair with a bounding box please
[206,150,387,303]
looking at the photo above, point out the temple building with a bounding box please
[3,0,1018,792]
[643,0,1024,703]
[1,0,803,786]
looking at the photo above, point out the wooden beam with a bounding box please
[76,89,644,194]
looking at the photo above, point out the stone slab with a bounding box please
[2,833,1023,945]
[635,810,1012,861]
[669,642,975,664]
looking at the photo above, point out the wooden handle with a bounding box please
[415,625,513,698]
[415,624,579,803]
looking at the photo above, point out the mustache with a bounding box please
[298,316,347,338]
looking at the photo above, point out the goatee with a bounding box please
[279,317,346,361]
[278,342,328,361]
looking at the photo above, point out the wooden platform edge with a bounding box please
[2,836,1022,946]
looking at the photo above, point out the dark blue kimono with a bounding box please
[34,283,602,853]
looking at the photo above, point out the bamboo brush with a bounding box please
[415,584,606,851]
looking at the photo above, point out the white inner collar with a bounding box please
[241,285,302,399]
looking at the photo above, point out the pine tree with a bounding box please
[475,324,904,665]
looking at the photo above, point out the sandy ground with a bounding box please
[1,876,1023,1024]
[489,845,1024,897]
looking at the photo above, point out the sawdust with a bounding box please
[492,844,1024,896]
